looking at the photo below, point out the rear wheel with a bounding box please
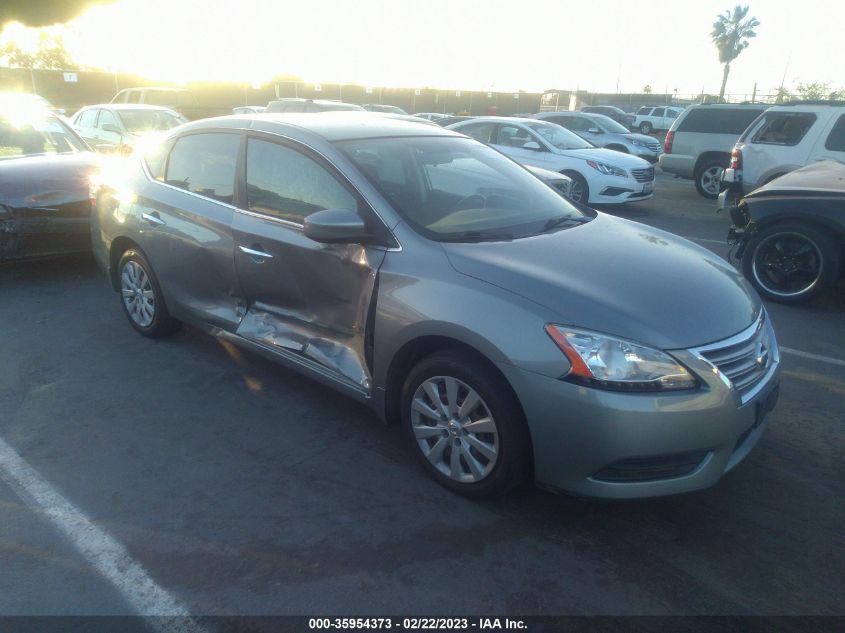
[118,249,179,337]
[694,158,728,199]
[401,351,529,498]
[639,121,653,134]
[742,223,840,304]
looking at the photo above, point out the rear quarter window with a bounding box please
[824,114,845,151]
[751,112,816,146]
[678,108,769,135]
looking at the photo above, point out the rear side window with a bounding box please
[76,109,98,128]
[165,133,239,203]
[824,114,845,151]
[652,108,665,117]
[678,108,767,135]
[752,112,816,146]
[245,138,356,224]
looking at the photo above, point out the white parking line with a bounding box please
[780,347,845,368]
[0,435,206,632]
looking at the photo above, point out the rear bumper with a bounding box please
[499,353,780,499]
[658,153,695,178]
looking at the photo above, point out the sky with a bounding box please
[0,0,841,97]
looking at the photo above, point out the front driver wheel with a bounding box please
[563,171,589,204]
[118,249,179,337]
[742,223,840,304]
[401,351,529,498]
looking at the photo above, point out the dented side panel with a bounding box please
[232,211,385,392]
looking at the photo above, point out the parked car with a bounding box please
[232,106,266,115]
[362,104,408,115]
[110,87,226,120]
[0,102,99,262]
[659,103,770,198]
[72,104,187,155]
[580,105,635,128]
[729,102,845,194]
[414,112,448,121]
[533,111,661,162]
[265,99,365,113]
[92,112,779,498]
[448,117,654,204]
[722,160,845,304]
[632,106,683,134]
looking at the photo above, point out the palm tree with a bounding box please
[711,5,760,101]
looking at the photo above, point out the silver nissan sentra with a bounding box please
[92,113,780,499]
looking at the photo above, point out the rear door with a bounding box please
[231,134,386,393]
[94,109,124,152]
[490,122,552,169]
[136,130,243,329]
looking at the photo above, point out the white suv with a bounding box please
[632,106,683,134]
[731,103,845,193]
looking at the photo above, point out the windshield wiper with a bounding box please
[541,216,590,232]
[440,230,514,243]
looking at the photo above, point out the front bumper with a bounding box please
[498,347,780,499]
[592,175,654,204]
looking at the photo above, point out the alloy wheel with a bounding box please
[121,260,156,327]
[410,376,499,483]
[699,165,724,196]
[569,180,585,203]
[752,231,823,297]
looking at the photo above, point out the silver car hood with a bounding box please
[442,213,759,350]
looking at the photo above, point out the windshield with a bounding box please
[524,121,593,150]
[0,110,87,159]
[592,114,630,134]
[118,109,186,133]
[338,136,590,242]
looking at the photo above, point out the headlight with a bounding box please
[629,138,644,147]
[586,160,627,178]
[545,325,698,391]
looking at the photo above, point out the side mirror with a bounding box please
[588,127,601,134]
[523,141,542,151]
[102,123,122,134]
[304,208,368,244]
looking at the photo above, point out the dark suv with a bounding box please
[580,105,635,128]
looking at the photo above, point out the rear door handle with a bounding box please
[141,212,166,226]
[239,245,274,259]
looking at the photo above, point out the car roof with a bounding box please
[451,116,537,125]
[118,87,188,92]
[766,102,845,112]
[178,112,460,142]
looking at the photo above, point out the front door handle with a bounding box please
[141,212,166,226]
[239,245,274,260]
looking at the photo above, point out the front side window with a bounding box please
[495,124,537,148]
[824,114,845,151]
[525,121,593,150]
[752,112,816,146]
[666,109,680,119]
[165,133,239,203]
[245,138,357,224]
[340,136,589,242]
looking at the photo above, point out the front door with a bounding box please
[490,123,551,170]
[232,135,385,392]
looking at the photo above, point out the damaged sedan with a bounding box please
[92,113,780,499]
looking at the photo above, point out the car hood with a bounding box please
[442,213,759,350]
[0,152,101,208]
[555,146,650,168]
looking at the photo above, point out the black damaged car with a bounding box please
[725,160,845,304]
[0,100,100,262]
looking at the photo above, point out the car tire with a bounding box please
[694,158,729,199]
[563,171,590,204]
[639,121,653,134]
[118,249,180,337]
[401,350,530,498]
[741,223,840,304]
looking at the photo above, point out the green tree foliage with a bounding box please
[795,82,845,101]
[711,5,759,100]
[0,33,77,70]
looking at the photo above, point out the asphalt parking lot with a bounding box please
[1,170,843,618]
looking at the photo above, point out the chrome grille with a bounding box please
[645,142,662,153]
[632,167,655,182]
[692,313,778,402]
